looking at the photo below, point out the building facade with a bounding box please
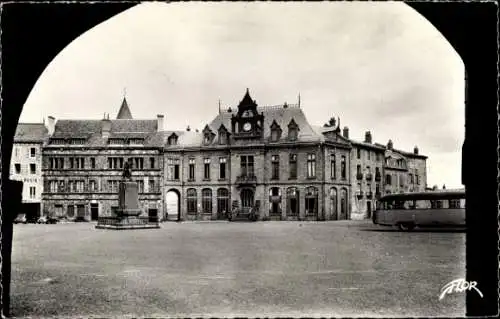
[162,90,353,221]
[40,90,428,222]
[10,123,49,220]
[41,98,165,221]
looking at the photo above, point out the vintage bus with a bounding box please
[372,190,466,231]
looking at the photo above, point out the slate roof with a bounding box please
[14,123,48,142]
[49,119,162,147]
[116,97,133,119]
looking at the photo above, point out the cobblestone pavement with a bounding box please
[11,220,465,317]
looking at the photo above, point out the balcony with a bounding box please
[356,191,364,198]
[236,174,257,186]
[366,191,373,199]
[375,173,381,182]
[356,173,363,180]
[365,173,373,181]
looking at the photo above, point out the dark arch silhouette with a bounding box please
[1,2,497,317]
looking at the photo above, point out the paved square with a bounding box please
[11,221,465,317]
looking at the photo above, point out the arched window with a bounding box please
[305,186,318,217]
[330,187,338,220]
[286,187,299,216]
[202,188,212,214]
[187,188,197,214]
[269,187,282,216]
[217,188,229,218]
[340,188,348,219]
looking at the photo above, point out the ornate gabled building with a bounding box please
[10,123,49,221]
[162,89,352,221]
[41,97,165,221]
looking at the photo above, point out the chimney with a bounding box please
[364,131,372,144]
[157,114,164,132]
[342,126,349,139]
[414,145,419,155]
[101,115,111,139]
[387,139,393,150]
[47,116,56,136]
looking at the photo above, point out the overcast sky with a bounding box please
[20,2,464,189]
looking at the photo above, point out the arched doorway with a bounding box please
[240,188,254,213]
[165,189,181,221]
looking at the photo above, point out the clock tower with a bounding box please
[231,88,264,139]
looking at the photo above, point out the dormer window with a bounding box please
[270,120,282,142]
[218,125,229,145]
[50,138,66,145]
[167,133,178,146]
[288,118,299,141]
[69,138,85,145]
[202,125,215,145]
[108,138,126,145]
[129,138,144,145]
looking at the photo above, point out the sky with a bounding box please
[20,2,465,189]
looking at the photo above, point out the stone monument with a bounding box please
[96,161,160,230]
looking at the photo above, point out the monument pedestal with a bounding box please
[96,181,159,230]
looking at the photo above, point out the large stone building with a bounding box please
[10,123,49,221]
[345,130,428,220]
[162,89,352,221]
[40,89,428,222]
[41,98,165,221]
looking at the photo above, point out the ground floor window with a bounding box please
[217,188,229,218]
[67,205,75,218]
[330,187,338,220]
[187,188,197,214]
[202,188,212,214]
[305,186,318,216]
[340,188,348,219]
[286,187,299,216]
[269,187,282,216]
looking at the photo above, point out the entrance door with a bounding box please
[90,203,99,221]
[240,189,254,213]
[148,209,158,223]
[76,205,85,221]
[367,201,372,219]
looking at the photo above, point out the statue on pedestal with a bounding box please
[122,161,132,180]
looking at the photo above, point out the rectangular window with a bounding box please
[30,164,36,174]
[330,154,336,179]
[307,153,316,178]
[80,158,85,169]
[150,157,155,169]
[357,148,361,159]
[167,158,180,181]
[89,180,97,192]
[189,158,195,180]
[356,164,361,175]
[29,186,36,199]
[204,158,211,180]
[15,163,21,174]
[341,155,346,180]
[89,157,95,169]
[148,179,156,193]
[240,155,255,177]
[271,155,280,180]
[59,158,64,169]
[367,151,371,161]
[219,157,227,180]
[108,158,113,169]
[376,152,380,161]
[289,154,297,179]
[174,160,180,180]
[137,180,144,193]
[415,170,420,185]
[30,147,36,157]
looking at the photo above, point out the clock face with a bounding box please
[243,122,252,132]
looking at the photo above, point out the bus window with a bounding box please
[442,200,449,209]
[431,200,443,209]
[416,200,431,209]
[408,200,416,209]
[449,199,465,209]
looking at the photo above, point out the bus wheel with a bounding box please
[398,222,415,231]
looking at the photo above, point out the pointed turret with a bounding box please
[117,97,133,119]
